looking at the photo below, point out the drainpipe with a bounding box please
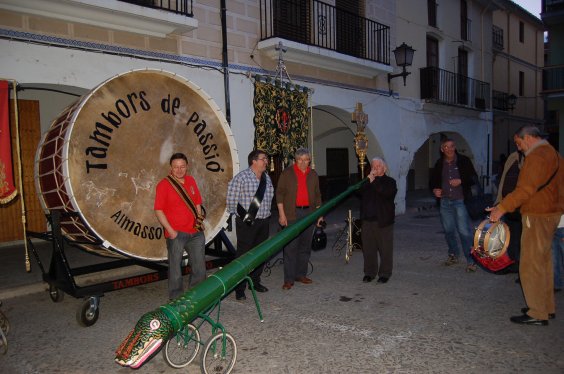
[480,2,494,188]
[221,0,231,125]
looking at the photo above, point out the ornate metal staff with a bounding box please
[352,102,368,178]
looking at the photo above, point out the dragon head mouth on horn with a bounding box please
[115,309,173,369]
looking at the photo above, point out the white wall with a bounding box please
[1,38,492,214]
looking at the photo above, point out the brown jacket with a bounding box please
[276,166,322,221]
[499,141,563,216]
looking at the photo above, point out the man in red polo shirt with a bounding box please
[155,153,205,300]
[277,148,323,290]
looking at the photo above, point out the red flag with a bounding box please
[0,80,17,204]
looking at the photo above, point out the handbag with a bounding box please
[311,226,327,251]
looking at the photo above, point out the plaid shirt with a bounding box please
[226,167,274,219]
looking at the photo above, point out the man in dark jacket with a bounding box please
[360,158,397,283]
[430,138,478,272]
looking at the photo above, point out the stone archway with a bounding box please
[310,105,384,200]
[406,131,478,210]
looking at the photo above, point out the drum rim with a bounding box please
[473,219,510,259]
[36,69,240,261]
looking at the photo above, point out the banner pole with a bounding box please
[11,81,30,272]
[309,92,315,169]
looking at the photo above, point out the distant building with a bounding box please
[542,0,564,153]
[491,0,544,169]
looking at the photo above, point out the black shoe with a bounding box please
[520,307,555,319]
[510,314,548,325]
[253,283,268,293]
[363,276,374,283]
[377,277,389,284]
[235,291,246,301]
[555,288,562,293]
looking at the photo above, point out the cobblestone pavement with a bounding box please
[0,198,562,373]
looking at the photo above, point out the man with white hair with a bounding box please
[359,158,397,283]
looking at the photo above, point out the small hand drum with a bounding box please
[473,219,511,259]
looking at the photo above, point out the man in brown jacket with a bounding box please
[489,125,563,325]
[277,148,323,290]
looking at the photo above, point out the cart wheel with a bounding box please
[49,284,64,303]
[163,324,200,368]
[201,332,237,374]
[0,309,10,336]
[76,297,99,327]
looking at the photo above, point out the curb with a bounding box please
[0,282,47,300]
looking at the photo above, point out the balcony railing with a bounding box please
[544,0,564,13]
[492,25,503,50]
[492,90,513,111]
[259,0,390,65]
[420,66,490,110]
[118,0,193,16]
[461,16,472,41]
[543,65,564,93]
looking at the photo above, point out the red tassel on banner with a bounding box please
[0,80,17,204]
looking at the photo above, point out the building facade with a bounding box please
[542,0,564,153]
[491,0,544,171]
[0,0,508,244]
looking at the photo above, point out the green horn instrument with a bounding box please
[115,179,365,368]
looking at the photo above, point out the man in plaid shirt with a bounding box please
[226,149,274,300]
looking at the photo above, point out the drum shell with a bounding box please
[34,69,239,261]
[473,219,510,259]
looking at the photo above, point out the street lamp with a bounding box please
[388,42,416,86]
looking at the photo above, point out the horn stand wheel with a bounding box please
[163,324,200,368]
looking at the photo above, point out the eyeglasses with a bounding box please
[257,157,268,162]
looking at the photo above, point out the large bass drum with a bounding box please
[35,69,239,261]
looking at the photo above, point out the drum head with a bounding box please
[44,69,238,261]
[473,220,510,259]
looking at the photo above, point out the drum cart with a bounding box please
[26,211,233,327]
[162,276,263,374]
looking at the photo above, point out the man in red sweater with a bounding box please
[155,153,205,300]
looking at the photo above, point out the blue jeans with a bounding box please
[439,198,474,264]
[166,231,206,299]
[552,227,564,289]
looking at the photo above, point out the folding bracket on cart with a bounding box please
[26,211,235,327]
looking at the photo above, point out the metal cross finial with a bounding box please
[351,102,368,131]
[351,102,369,178]
[274,41,292,83]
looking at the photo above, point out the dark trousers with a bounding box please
[361,221,394,278]
[283,208,313,283]
[235,216,270,293]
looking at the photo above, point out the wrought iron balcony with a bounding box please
[544,0,564,13]
[492,25,503,51]
[492,90,515,111]
[118,0,193,16]
[543,65,564,93]
[259,0,390,65]
[420,66,490,110]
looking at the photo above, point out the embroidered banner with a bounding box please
[0,80,16,204]
[253,80,309,164]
